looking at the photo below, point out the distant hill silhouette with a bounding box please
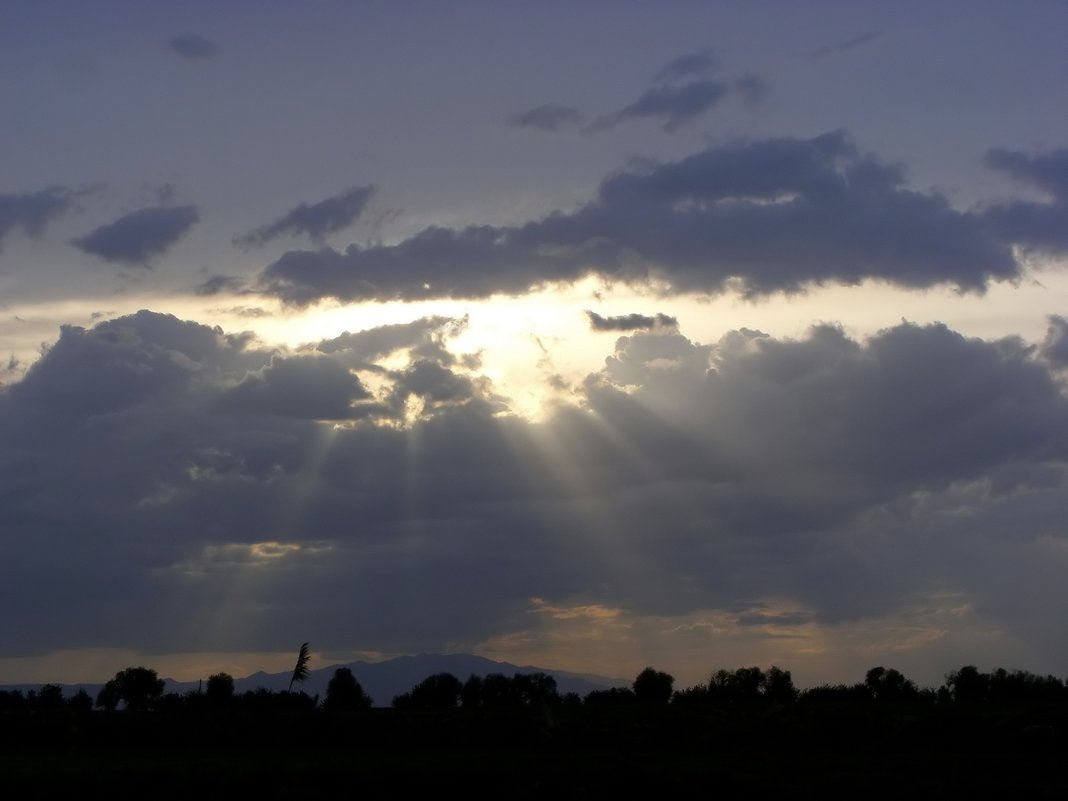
[1,653,625,707]
[227,653,625,705]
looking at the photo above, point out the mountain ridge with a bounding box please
[0,653,628,707]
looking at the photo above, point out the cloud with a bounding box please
[586,311,677,331]
[0,187,75,249]
[221,355,375,420]
[587,49,737,133]
[508,104,583,132]
[3,312,1068,677]
[653,48,719,83]
[588,79,730,132]
[194,274,247,296]
[317,315,464,365]
[734,74,770,104]
[985,147,1068,198]
[387,359,480,413]
[258,132,1017,305]
[1041,315,1068,368]
[981,147,1068,254]
[72,205,199,266]
[527,49,742,136]
[166,33,219,60]
[803,31,881,60]
[214,305,272,319]
[236,186,376,248]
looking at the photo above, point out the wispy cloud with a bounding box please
[803,31,880,60]
[0,187,77,249]
[72,205,199,266]
[586,311,677,331]
[236,186,376,247]
[167,33,219,60]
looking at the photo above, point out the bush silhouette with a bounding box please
[206,672,235,706]
[393,672,463,709]
[102,666,165,711]
[633,667,674,704]
[323,667,371,712]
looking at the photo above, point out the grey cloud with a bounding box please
[222,355,374,420]
[588,79,730,132]
[509,50,722,135]
[1041,315,1068,367]
[735,74,770,104]
[508,104,583,132]
[985,147,1068,198]
[3,312,1068,671]
[72,205,199,266]
[586,310,677,331]
[0,187,75,248]
[653,48,719,83]
[388,360,478,410]
[982,147,1068,253]
[216,305,271,319]
[1,354,22,385]
[803,31,880,59]
[735,612,812,627]
[167,33,219,60]
[590,322,1068,523]
[597,327,713,388]
[259,133,1016,305]
[236,186,375,248]
[194,274,247,296]
[317,315,463,365]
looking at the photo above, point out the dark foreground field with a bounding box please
[4,704,1066,799]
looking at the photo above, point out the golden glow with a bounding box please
[473,590,1002,689]
[5,272,1068,419]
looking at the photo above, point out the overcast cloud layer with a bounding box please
[1,2,1067,687]
[2,310,1068,683]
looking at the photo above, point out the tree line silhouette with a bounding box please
[3,661,1066,722]
[3,661,1066,796]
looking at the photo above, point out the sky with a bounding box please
[2,0,1068,690]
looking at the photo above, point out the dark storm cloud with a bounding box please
[508,104,583,132]
[588,80,730,132]
[236,186,376,247]
[0,187,75,248]
[0,311,521,655]
[259,132,1016,305]
[803,31,881,59]
[166,33,219,60]
[981,147,1068,253]
[3,311,1068,662]
[387,359,479,411]
[593,323,1068,505]
[221,355,375,420]
[72,205,199,266]
[586,310,677,331]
